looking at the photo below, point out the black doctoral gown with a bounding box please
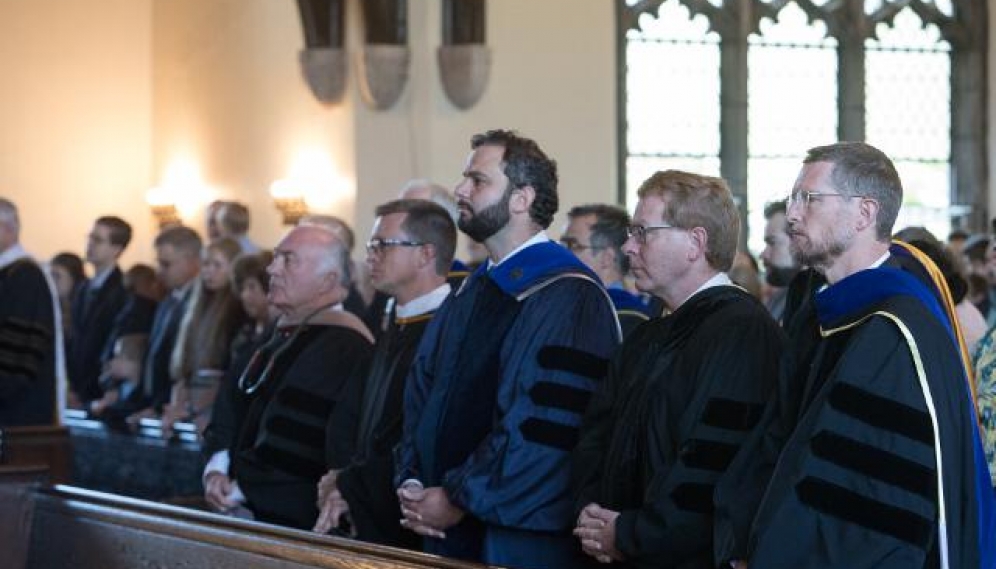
[333,311,434,548]
[573,285,784,569]
[714,257,995,569]
[231,323,372,530]
[0,258,58,426]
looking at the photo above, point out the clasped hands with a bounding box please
[397,481,464,539]
[574,503,624,564]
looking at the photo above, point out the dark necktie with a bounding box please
[81,283,100,323]
[142,294,179,397]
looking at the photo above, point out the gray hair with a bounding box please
[298,214,356,252]
[803,142,902,241]
[296,225,352,287]
[399,179,459,224]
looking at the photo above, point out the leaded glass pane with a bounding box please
[932,0,954,17]
[746,2,837,252]
[865,0,884,12]
[626,1,720,204]
[866,7,951,239]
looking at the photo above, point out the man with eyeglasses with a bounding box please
[67,216,131,409]
[571,170,784,568]
[203,225,374,530]
[714,142,995,569]
[394,129,621,568]
[312,199,456,549]
[562,204,654,337]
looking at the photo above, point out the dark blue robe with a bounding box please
[606,284,654,338]
[396,240,621,568]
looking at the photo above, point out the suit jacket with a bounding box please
[111,286,191,416]
[67,266,127,401]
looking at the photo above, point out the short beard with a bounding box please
[792,226,855,272]
[458,188,512,242]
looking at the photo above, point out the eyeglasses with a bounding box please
[559,238,600,254]
[787,190,855,209]
[365,238,425,256]
[626,223,680,244]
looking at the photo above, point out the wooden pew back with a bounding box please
[23,485,490,569]
[0,425,71,483]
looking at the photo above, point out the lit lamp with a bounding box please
[145,187,181,229]
[270,179,309,225]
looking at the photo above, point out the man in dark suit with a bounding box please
[105,225,201,424]
[67,216,131,408]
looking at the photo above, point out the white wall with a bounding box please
[0,0,153,269]
[150,0,618,259]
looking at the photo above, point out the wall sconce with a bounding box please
[270,180,310,226]
[145,187,181,229]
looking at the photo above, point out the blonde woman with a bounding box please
[161,237,246,437]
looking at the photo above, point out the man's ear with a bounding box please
[686,226,709,262]
[320,268,341,294]
[856,198,880,233]
[418,243,437,270]
[510,185,535,216]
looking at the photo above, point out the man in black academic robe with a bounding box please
[713,142,995,569]
[313,199,459,547]
[204,225,374,530]
[571,170,784,569]
[0,199,60,426]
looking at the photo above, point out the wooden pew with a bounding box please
[0,425,71,484]
[23,485,490,569]
[0,464,49,484]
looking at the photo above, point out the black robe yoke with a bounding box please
[231,324,372,530]
[0,259,58,426]
[573,285,784,569]
[333,312,433,548]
